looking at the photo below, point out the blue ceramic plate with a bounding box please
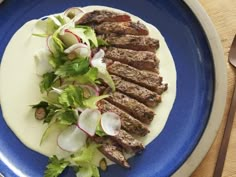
[0,0,222,177]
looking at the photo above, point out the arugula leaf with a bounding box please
[40,72,57,93]
[58,85,84,107]
[55,58,90,78]
[44,156,69,177]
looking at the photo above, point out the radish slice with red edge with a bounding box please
[64,7,85,19]
[47,35,58,55]
[80,84,99,97]
[101,112,121,136]
[78,109,101,136]
[57,125,87,152]
[59,29,81,47]
[64,43,91,58]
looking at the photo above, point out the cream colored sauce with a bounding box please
[0,6,176,166]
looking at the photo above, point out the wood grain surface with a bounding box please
[191,0,236,177]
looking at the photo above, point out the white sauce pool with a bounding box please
[0,6,176,166]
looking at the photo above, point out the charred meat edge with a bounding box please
[107,61,166,92]
[99,34,159,52]
[111,75,161,107]
[76,10,131,25]
[94,21,149,36]
[104,47,158,71]
[97,100,150,136]
[106,92,155,124]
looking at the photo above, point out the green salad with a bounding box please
[32,7,121,177]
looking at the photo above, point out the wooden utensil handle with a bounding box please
[213,79,236,177]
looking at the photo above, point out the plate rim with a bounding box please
[173,0,227,176]
[0,1,227,176]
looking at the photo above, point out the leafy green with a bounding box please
[44,156,69,177]
[55,58,90,78]
[72,143,100,177]
[95,123,106,137]
[58,85,84,108]
[98,71,115,92]
[83,95,109,109]
[97,38,109,46]
[72,68,98,85]
[32,101,49,109]
[75,25,98,48]
[57,109,77,125]
[40,72,57,93]
[72,143,98,164]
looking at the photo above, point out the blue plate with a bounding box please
[0,0,214,177]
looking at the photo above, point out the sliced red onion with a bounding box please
[90,49,106,69]
[77,109,101,136]
[64,43,91,58]
[101,112,121,136]
[57,125,87,152]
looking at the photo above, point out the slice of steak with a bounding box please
[113,130,144,153]
[111,75,161,107]
[97,100,149,136]
[99,34,159,52]
[107,61,164,92]
[106,92,155,124]
[99,144,130,168]
[104,47,158,71]
[94,21,149,36]
[76,10,131,25]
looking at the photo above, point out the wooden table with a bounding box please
[191,0,236,177]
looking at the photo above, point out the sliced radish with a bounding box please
[90,49,106,68]
[48,15,62,27]
[64,43,91,58]
[34,49,53,75]
[57,125,87,152]
[101,112,121,136]
[59,29,81,47]
[78,109,101,136]
[64,7,85,20]
[47,35,58,55]
[80,84,99,97]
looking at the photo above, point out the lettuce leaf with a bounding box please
[58,85,84,108]
[40,72,57,93]
[55,58,90,78]
[44,156,69,177]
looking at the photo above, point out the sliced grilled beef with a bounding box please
[106,92,154,124]
[113,130,144,153]
[97,100,149,136]
[94,21,149,35]
[107,61,164,92]
[99,144,130,168]
[76,10,131,25]
[104,47,158,71]
[99,34,159,52]
[111,75,161,107]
